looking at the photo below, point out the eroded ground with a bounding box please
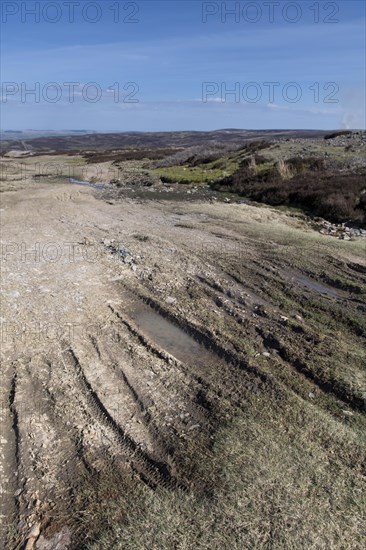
[1,173,365,549]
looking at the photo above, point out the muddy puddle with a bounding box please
[122,291,218,367]
[133,309,208,363]
[288,271,341,299]
[69,178,106,189]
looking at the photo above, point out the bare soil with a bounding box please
[1,171,365,548]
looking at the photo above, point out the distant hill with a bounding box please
[0,129,97,142]
[0,129,331,153]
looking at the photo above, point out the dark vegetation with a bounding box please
[324,130,353,140]
[238,140,273,153]
[210,140,366,226]
[154,144,238,168]
[213,163,366,225]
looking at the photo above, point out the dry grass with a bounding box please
[86,390,365,549]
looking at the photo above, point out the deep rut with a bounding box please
[60,346,179,490]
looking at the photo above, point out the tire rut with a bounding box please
[109,305,220,425]
[60,345,181,490]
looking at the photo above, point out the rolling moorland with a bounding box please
[0,129,330,153]
[0,130,365,549]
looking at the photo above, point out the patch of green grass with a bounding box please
[153,158,239,185]
[255,161,273,175]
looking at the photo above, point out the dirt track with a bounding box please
[1,181,366,548]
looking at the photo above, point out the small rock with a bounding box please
[166,296,177,304]
[308,392,315,399]
[27,523,41,538]
[115,246,130,259]
[262,352,271,357]
[25,523,41,550]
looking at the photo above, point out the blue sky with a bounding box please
[1,0,365,130]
